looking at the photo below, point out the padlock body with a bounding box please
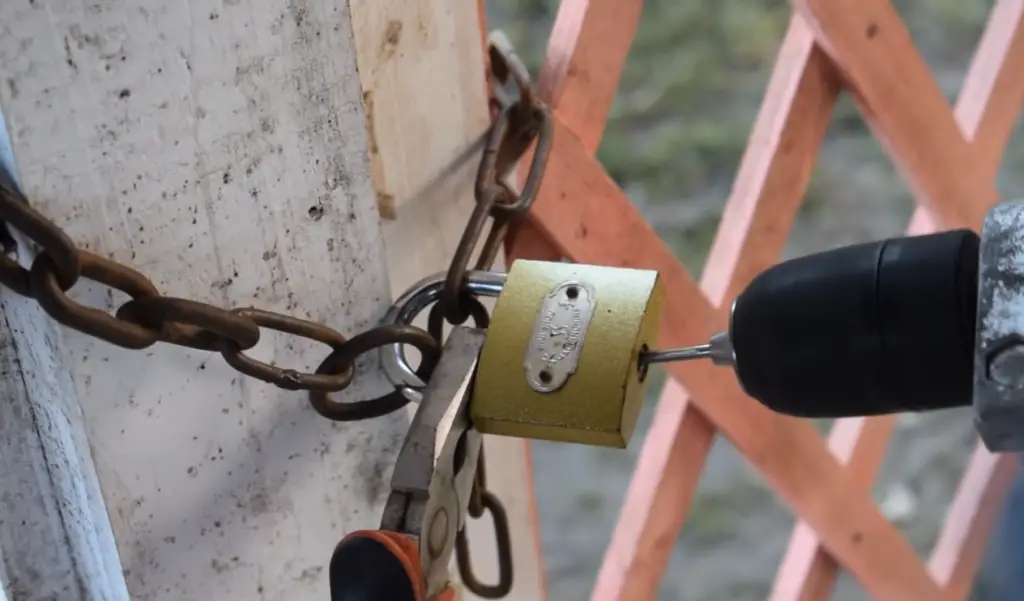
[471,260,664,448]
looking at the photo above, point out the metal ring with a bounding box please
[30,250,161,350]
[309,325,441,421]
[116,297,261,352]
[380,269,506,391]
[219,308,355,392]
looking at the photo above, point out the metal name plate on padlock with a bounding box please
[472,260,665,448]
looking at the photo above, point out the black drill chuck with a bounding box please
[728,229,979,418]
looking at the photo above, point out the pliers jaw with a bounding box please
[330,327,487,601]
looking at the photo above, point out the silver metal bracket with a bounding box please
[975,202,1024,452]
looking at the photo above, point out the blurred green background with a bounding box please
[485,1,1021,600]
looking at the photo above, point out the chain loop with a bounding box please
[427,294,491,344]
[440,187,502,324]
[493,107,553,218]
[437,99,552,327]
[455,489,514,599]
[220,308,355,392]
[31,250,161,349]
[116,297,262,352]
[309,325,441,421]
[0,168,81,291]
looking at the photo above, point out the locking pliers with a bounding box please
[329,327,486,601]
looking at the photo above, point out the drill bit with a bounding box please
[640,331,735,369]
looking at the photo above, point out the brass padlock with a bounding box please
[471,260,665,448]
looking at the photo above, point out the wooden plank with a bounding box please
[350,2,547,599]
[593,17,841,601]
[0,1,530,599]
[525,112,945,601]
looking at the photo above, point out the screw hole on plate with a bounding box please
[565,286,578,300]
[538,370,552,384]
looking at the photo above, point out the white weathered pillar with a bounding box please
[0,102,129,601]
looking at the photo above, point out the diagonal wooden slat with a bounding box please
[523,113,946,600]
[509,0,1024,599]
[590,378,715,601]
[536,0,643,152]
[593,17,841,601]
[773,2,1024,597]
[950,0,1024,180]
[516,15,846,601]
[925,5,1024,598]
[508,0,645,263]
[930,446,1019,600]
[770,416,896,601]
[793,0,995,231]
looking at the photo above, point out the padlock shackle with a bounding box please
[380,269,506,392]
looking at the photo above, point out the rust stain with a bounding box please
[379,20,403,62]
[377,192,397,220]
[361,90,397,220]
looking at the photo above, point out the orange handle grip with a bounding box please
[330,530,457,601]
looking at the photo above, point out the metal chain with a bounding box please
[440,36,553,599]
[0,163,443,421]
[0,34,551,600]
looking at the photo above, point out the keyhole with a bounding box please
[638,344,650,383]
[565,286,578,300]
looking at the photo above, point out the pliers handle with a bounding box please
[329,530,456,601]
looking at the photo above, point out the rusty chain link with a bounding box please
[0,32,550,600]
[0,162,443,421]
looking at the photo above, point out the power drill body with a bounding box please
[710,201,1024,453]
